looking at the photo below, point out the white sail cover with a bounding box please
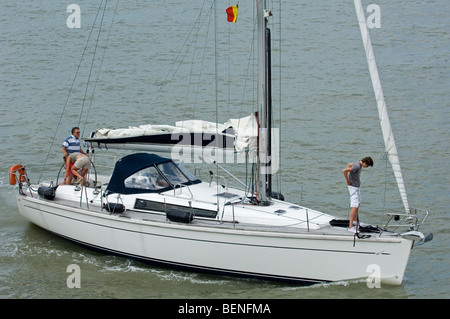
[354,0,409,213]
[90,113,258,153]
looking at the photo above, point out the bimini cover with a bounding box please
[106,153,170,194]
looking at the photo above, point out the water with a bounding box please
[1,0,449,299]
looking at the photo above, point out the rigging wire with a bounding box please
[185,3,209,117]
[38,0,110,183]
[276,0,282,196]
[81,0,121,137]
[153,1,211,112]
[77,0,108,130]
[214,0,220,199]
[193,9,213,118]
[381,152,389,223]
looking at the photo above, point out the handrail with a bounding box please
[208,172,229,192]
[380,207,429,236]
[173,183,193,199]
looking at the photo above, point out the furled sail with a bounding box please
[354,0,409,213]
[85,113,258,159]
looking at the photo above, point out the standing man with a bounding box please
[343,156,373,232]
[62,127,86,157]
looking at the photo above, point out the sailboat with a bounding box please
[9,0,432,285]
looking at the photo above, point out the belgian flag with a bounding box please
[226,5,238,23]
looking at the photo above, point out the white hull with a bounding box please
[17,189,414,285]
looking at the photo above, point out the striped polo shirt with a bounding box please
[62,135,81,154]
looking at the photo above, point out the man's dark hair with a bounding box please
[362,156,374,167]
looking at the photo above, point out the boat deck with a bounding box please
[45,192,396,240]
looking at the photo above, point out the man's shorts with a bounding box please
[348,185,361,208]
[74,156,91,170]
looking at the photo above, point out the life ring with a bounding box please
[9,164,26,185]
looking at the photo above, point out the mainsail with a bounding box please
[354,0,409,213]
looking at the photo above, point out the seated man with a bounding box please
[63,152,91,186]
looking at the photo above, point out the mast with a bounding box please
[266,26,273,198]
[354,0,410,213]
[256,0,272,205]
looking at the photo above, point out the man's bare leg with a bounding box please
[349,206,359,229]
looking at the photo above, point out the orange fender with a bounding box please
[9,164,26,185]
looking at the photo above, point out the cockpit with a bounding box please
[106,153,200,194]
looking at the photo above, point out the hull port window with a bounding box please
[134,199,217,218]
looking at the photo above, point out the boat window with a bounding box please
[174,161,200,182]
[134,199,217,218]
[124,166,170,191]
[157,161,189,185]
